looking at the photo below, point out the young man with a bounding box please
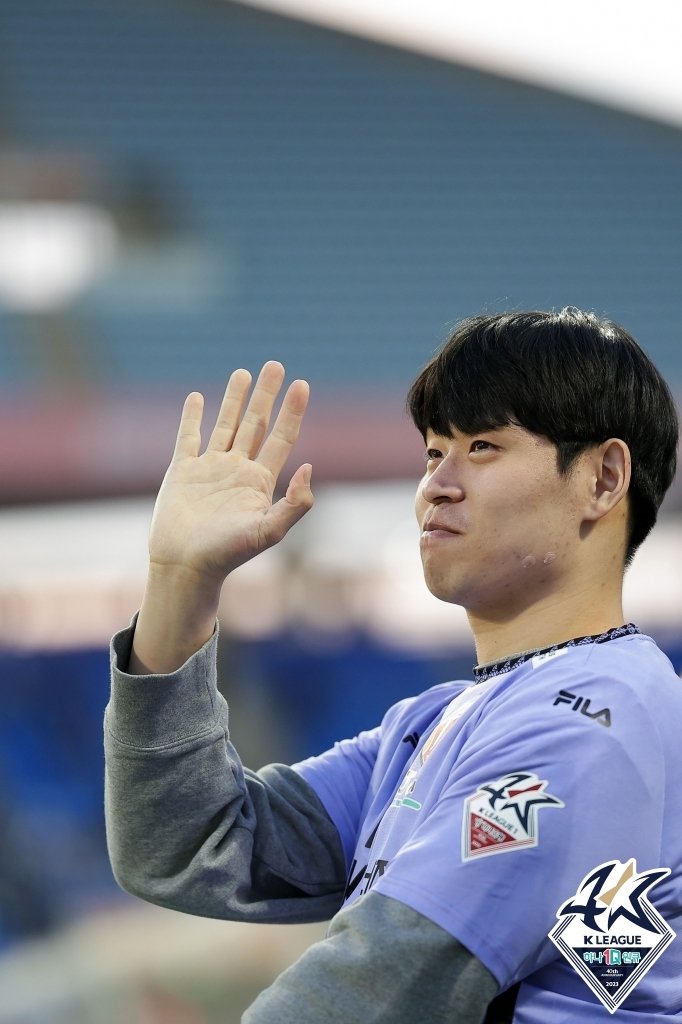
[105,308,681,1022]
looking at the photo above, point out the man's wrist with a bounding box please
[127,562,223,675]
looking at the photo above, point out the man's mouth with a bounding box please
[421,518,463,537]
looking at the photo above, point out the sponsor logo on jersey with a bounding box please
[391,765,422,811]
[549,859,675,1014]
[402,731,420,750]
[552,689,611,727]
[462,771,564,861]
[344,820,382,901]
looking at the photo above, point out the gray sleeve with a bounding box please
[104,621,347,924]
[244,890,499,1024]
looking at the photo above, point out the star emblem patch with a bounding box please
[462,770,564,860]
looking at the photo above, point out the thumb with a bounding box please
[263,463,314,544]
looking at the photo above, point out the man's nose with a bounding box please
[420,457,465,505]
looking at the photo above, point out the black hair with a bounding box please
[407,308,679,564]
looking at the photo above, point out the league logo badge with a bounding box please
[549,859,675,1014]
[462,771,563,860]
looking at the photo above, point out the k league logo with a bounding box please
[549,859,675,1013]
[462,771,564,860]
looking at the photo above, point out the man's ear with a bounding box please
[583,438,631,522]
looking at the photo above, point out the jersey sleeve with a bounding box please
[292,729,382,871]
[370,659,667,991]
[292,684,467,871]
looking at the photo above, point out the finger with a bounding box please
[257,379,310,478]
[172,392,204,460]
[262,463,314,544]
[206,368,252,452]
[231,361,286,458]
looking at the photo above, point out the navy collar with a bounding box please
[473,623,642,683]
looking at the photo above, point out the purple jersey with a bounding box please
[294,628,682,1020]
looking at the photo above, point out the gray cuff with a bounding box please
[106,616,222,749]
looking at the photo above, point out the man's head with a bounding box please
[408,308,678,572]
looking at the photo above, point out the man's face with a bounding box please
[414,424,585,616]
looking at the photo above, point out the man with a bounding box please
[105,308,681,1021]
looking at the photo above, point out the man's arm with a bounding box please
[127,361,314,678]
[105,619,348,923]
[245,891,499,1023]
[105,362,354,919]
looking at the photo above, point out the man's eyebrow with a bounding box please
[425,424,514,441]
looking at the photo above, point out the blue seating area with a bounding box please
[0,0,680,394]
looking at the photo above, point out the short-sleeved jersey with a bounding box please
[293,628,682,1021]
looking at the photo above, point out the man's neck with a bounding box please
[467,585,626,666]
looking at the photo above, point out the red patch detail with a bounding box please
[468,814,520,853]
[507,782,543,798]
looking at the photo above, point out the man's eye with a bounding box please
[425,448,442,461]
[470,440,493,452]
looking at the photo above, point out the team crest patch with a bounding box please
[549,859,675,1014]
[462,771,564,861]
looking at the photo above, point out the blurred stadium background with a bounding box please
[0,1,680,1020]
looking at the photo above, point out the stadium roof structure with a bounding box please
[238,0,682,128]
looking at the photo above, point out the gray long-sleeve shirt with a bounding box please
[105,621,499,1022]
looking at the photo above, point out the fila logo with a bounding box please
[553,690,611,727]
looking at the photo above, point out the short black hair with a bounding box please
[407,308,679,564]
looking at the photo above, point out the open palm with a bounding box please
[149,361,313,583]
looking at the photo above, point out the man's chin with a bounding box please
[423,573,465,606]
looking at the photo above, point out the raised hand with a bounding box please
[128,362,313,674]
[149,361,314,582]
